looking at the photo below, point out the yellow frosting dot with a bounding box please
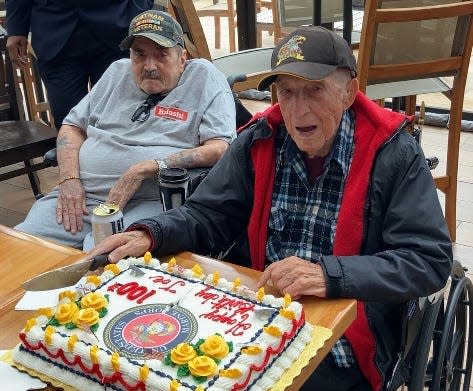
[36,307,54,318]
[212,271,220,284]
[169,379,180,391]
[24,318,36,332]
[86,275,101,286]
[90,345,99,364]
[195,387,205,391]
[279,308,295,320]
[143,251,152,264]
[67,334,78,352]
[58,290,77,303]
[191,264,203,278]
[167,257,177,272]
[219,368,242,378]
[256,287,265,302]
[104,263,121,275]
[44,325,55,345]
[111,352,120,372]
[232,277,241,291]
[264,325,282,337]
[241,345,262,355]
[140,364,150,381]
[283,293,292,308]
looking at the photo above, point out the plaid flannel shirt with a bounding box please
[266,109,356,368]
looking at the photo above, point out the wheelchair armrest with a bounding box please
[44,147,58,167]
[188,167,211,196]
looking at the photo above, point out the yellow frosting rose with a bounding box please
[74,308,100,328]
[200,334,229,360]
[170,343,197,365]
[188,356,217,377]
[80,292,107,311]
[55,302,79,324]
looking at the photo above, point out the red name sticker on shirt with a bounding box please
[154,105,189,121]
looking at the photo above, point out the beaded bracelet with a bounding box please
[58,176,81,186]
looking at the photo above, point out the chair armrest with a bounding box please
[43,148,58,167]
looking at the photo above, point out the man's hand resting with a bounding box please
[106,161,156,210]
[87,230,153,263]
[257,256,327,299]
[56,179,88,234]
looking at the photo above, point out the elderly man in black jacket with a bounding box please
[6,0,153,129]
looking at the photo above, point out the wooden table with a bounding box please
[0,224,356,390]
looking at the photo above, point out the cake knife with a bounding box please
[22,253,110,291]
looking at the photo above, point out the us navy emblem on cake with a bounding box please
[103,304,198,359]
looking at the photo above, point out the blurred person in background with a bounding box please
[6,0,154,129]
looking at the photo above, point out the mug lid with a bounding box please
[159,167,189,182]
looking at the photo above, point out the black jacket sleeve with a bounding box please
[320,131,452,302]
[136,130,256,258]
[6,0,32,36]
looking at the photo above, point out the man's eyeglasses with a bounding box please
[131,93,163,122]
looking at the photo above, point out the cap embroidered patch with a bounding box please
[257,26,357,91]
[276,35,306,67]
[120,10,184,50]
[132,14,167,34]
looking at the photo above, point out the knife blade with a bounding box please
[22,253,110,291]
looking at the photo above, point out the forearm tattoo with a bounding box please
[165,150,201,169]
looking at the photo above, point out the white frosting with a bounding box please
[13,256,314,391]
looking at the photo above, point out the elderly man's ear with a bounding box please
[343,77,359,109]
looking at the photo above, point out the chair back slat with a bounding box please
[0,35,26,121]
[357,0,473,242]
[358,0,473,90]
[167,0,212,60]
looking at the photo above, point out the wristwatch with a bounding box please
[155,159,167,172]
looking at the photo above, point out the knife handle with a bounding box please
[89,253,110,271]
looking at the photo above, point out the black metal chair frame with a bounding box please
[386,260,473,391]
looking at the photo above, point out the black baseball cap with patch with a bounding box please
[120,10,184,50]
[257,26,357,91]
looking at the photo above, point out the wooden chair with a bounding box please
[0,35,57,198]
[195,0,237,53]
[357,0,473,242]
[256,0,283,47]
[278,0,345,32]
[256,0,348,47]
[168,0,273,93]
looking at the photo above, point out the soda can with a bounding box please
[92,203,124,245]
